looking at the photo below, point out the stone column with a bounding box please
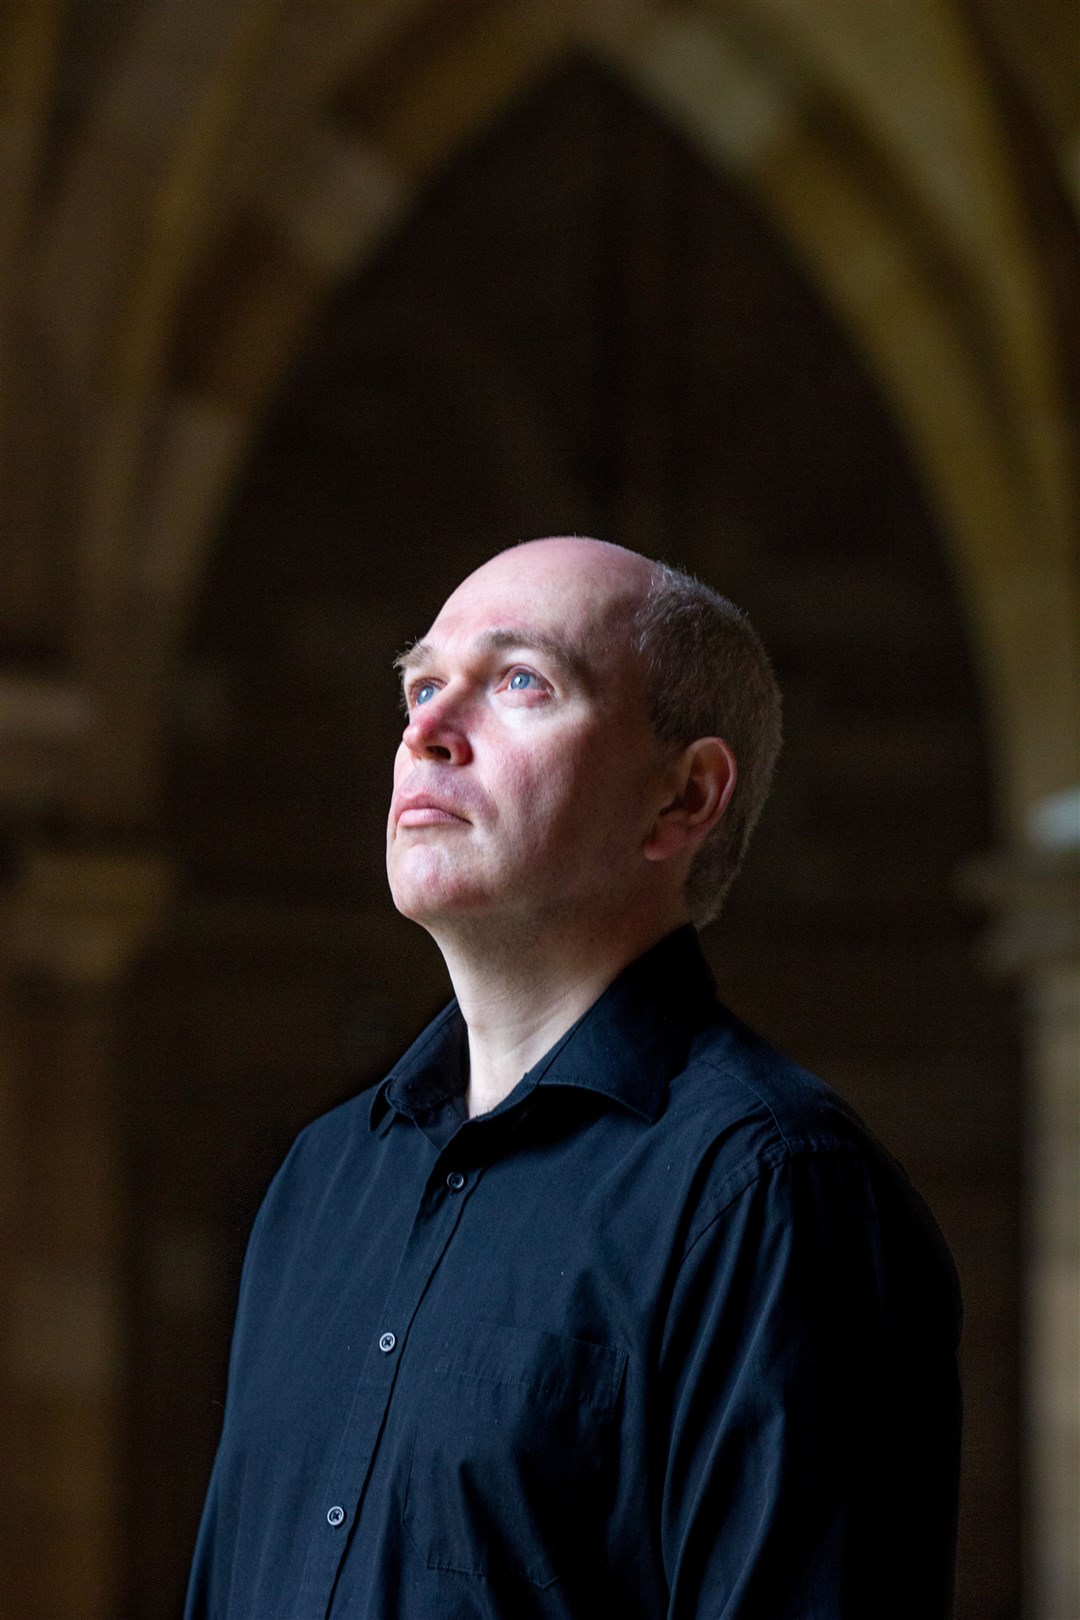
[964,827,1080,1620]
[0,846,171,1619]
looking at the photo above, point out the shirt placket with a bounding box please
[295,1133,482,1618]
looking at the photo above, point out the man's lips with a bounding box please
[395,794,470,828]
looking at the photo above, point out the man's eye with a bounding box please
[412,682,437,707]
[507,670,539,691]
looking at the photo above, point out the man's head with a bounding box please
[386,537,780,941]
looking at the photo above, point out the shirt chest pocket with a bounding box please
[400,1320,627,1589]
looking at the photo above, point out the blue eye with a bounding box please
[413,682,437,706]
[508,671,536,691]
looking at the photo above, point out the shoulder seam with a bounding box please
[678,1134,869,1265]
[695,1051,802,1156]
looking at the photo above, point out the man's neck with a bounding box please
[432,911,688,1117]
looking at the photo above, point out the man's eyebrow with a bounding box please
[394,628,591,686]
[394,639,434,677]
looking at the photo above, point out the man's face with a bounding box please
[386,539,669,934]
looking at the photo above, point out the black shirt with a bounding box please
[185,926,961,1619]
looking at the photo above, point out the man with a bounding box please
[185,536,961,1619]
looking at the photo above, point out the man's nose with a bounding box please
[401,692,472,765]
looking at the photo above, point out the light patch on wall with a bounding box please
[261,123,410,279]
[603,12,796,174]
[4,1263,117,1389]
[1027,786,1080,852]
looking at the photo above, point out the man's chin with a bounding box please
[388,876,488,926]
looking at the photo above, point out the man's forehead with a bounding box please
[398,542,654,684]
[443,539,653,619]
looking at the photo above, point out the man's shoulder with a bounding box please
[662,1006,958,1297]
[663,1003,893,1178]
[256,1085,378,1218]
[263,995,460,1190]
[293,1072,391,1158]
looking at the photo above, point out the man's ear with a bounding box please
[643,738,737,864]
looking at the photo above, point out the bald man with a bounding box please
[185,539,961,1620]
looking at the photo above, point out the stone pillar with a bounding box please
[964,830,1080,1620]
[0,846,171,1619]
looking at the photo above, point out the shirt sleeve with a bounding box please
[183,1446,223,1620]
[658,1143,961,1620]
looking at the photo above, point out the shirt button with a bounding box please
[378,1331,397,1353]
[446,1170,466,1192]
[327,1505,345,1527]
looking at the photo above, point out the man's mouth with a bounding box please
[396,795,470,828]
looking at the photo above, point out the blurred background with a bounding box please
[0,1,1077,1617]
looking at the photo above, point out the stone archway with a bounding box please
[11,0,1070,834]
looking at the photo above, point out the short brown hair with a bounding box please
[634,563,782,925]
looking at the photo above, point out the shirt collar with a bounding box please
[369,1000,468,1133]
[530,925,717,1121]
[369,924,718,1132]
